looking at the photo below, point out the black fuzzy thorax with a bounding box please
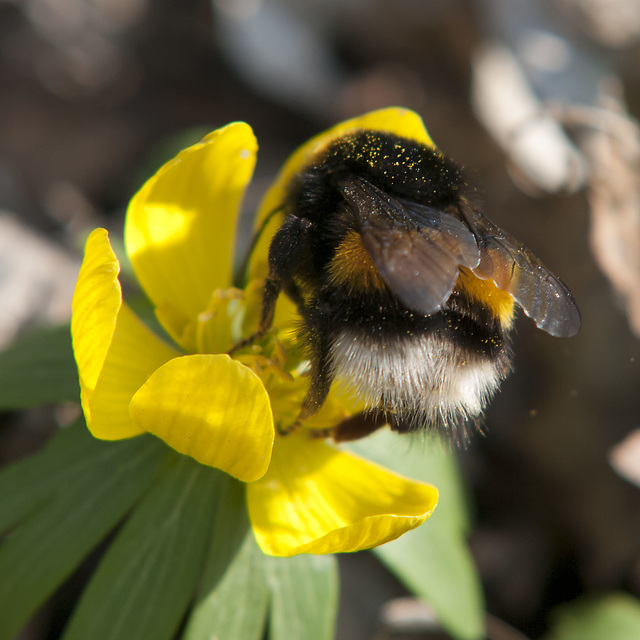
[283,130,465,279]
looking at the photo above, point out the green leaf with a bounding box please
[0,324,80,408]
[185,476,339,640]
[547,593,640,640]
[0,427,168,640]
[350,430,484,640]
[374,514,483,640]
[0,420,100,533]
[265,553,339,640]
[185,476,269,640]
[186,532,269,640]
[62,456,220,640]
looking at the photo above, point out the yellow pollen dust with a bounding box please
[328,230,386,292]
[455,266,516,328]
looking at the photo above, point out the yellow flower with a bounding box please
[71,109,439,557]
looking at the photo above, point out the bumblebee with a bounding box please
[254,129,580,441]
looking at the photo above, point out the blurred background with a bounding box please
[1,0,640,638]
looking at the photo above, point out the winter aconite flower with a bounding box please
[71,108,439,557]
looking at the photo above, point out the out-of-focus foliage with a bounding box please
[546,593,640,640]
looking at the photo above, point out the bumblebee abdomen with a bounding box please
[330,326,510,434]
[455,267,516,330]
[302,281,513,434]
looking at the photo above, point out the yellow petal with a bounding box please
[125,123,257,345]
[89,304,179,439]
[248,107,434,280]
[71,228,121,409]
[247,430,438,556]
[194,288,244,354]
[154,303,196,354]
[129,354,274,482]
[154,288,244,356]
[71,228,180,440]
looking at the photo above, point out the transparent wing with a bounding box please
[338,177,480,315]
[460,203,581,337]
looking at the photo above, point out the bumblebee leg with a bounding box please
[230,215,312,353]
[308,410,389,442]
[257,274,281,333]
[298,299,335,419]
[283,280,306,313]
[259,214,313,330]
[228,274,283,354]
[276,420,303,436]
